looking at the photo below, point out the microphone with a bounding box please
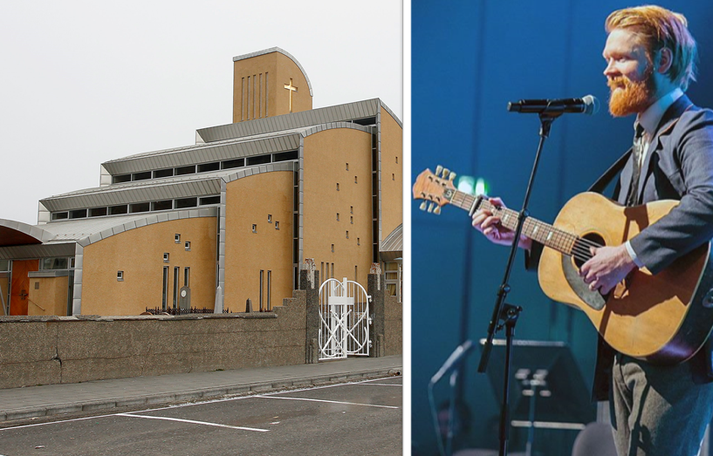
[508,95,599,115]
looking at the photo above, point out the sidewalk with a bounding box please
[0,355,402,424]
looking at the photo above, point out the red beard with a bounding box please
[607,73,655,117]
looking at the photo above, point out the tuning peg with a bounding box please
[449,172,457,181]
[434,206,442,215]
[435,165,443,176]
[419,201,427,211]
[442,168,450,179]
[427,203,435,213]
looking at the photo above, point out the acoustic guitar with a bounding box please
[414,167,713,365]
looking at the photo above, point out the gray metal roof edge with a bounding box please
[41,178,224,212]
[0,242,77,260]
[43,171,233,201]
[380,223,403,251]
[196,98,383,143]
[232,47,313,96]
[301,122,372,138]
[103,142,202,166]
[379,100,403,128]
[77,208,217,247]
[0,219,53,243]
[102,132,302,174]
[222,161,294,184]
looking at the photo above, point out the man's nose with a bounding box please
[603,59,618,77]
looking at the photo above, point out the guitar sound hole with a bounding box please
[573,233,606,268]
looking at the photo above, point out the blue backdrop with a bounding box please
[411,1,713,454]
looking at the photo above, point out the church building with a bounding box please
[0,47,402,316]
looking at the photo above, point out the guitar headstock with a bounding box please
[412,165,457,215]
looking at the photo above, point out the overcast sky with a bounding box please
[0,1,403,225]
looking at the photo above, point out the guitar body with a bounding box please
[538,192,713,364]
[413,168,713,365]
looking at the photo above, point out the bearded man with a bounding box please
[472,5,713,455]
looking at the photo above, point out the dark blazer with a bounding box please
[620,95,713,274]
[594,95,713,399]
[528,95,713,400]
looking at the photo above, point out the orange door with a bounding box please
[10,260,39,315]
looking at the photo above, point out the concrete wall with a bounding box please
[384,292,403,356]
[368,271,403,358]
[0,271,401,389]
[0,290,307,389]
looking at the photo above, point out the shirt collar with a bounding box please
[636,88,684,137]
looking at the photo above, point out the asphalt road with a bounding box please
[0,376,402,456]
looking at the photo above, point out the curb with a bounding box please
[0,367,401,424]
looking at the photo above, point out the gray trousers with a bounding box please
[611,353,713,456]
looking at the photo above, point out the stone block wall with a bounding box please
[0,290,308,389]
[368,270,403,358]
[0,269,401,389]
[384,292,403,356]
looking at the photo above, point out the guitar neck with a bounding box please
[449,190,579,256]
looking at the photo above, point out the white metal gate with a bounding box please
[318,277,371,360]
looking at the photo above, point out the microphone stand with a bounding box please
[477,112,560,456]
[428,340,474,456]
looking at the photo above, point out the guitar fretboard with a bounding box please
[447,190,583,257]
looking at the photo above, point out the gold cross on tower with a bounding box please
[283,78,298,113]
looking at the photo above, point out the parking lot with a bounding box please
[0,376,402,456]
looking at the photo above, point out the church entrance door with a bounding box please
[9,259,38,315]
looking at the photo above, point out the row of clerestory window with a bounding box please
[111,151,298,184]
[50,195,222,221]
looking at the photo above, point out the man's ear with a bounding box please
[656,47,673,74]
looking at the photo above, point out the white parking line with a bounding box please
[141,375,401,412]
[115,413,269,432]
[255,396,400,409]
[0,375,402,432]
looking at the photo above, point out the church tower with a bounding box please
[232,47,313,123]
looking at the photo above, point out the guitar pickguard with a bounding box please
[561,254,606,310]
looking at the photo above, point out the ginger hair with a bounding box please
[606,5,697,90]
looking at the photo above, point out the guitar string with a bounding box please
[480,202,605,254]
[453,192,603,262]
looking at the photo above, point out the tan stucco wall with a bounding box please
[28,276,69,316]
[81,217,217,316]
[233,51,312,123]
[223,171,294,311]
[302,128,374,286]
[379,107,403,241]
